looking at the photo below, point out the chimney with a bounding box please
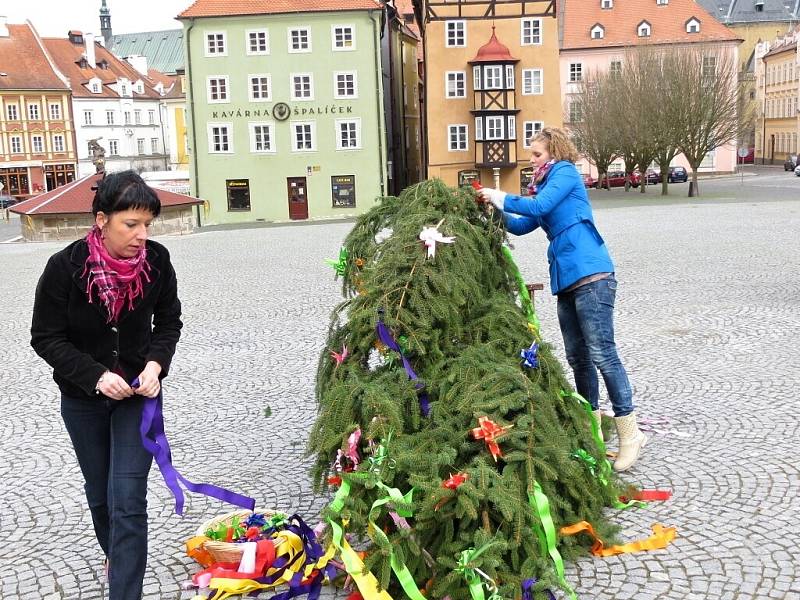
[0,16,9,37]
[126,54,148,76]
[85,32,96,68]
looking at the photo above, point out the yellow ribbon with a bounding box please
[330,519,393,599]
[559,520,677,557]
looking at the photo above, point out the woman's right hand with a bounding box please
[96,371,134,400]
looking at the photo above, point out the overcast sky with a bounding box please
[3,0,192,38]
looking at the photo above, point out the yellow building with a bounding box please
[164,71,189,170]
[754,29,800,163]
[418,0,561,193]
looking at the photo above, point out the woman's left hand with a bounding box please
[134,361,163,398]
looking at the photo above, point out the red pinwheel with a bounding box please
[471,416,513,461]
[330,345,349,366]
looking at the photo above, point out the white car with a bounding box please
[795,165,800,177]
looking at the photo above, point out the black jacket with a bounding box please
[31,238,182,399]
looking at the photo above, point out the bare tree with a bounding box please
[670,46,740,197]
[567,71,618,190]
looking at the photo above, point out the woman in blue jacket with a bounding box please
[478,127,646,471]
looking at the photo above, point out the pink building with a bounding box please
[559,0,742,176]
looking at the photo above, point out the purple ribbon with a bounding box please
[376,318,430,415]
[135,378,256,515]
[522,578,556,600]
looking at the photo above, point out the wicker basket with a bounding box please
[197,509,285,564]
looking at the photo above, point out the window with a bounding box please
[291,73,314,100]
[106,110,115,125]
[206,31,227,56]
[150,138,159,154]
[569,101,583,123]
[336,118,361,150]
[700,149,715,169]
[208,124,233,153]
[49,103,61,120]
[521,18,542,45]
[446,71,466,98]
[448,124,468,151]
[247,29,269,54]
[522,68,543,95]
[334,72,357,98]
[484,65,503,89]
[289,27,311,52]
[148,110,156,125]
[207,76,229,103]
[610,60,622,76]
[445,20,466,47]
[569,63,583,82]
[31,135,44,153]
[136,138,145,154]
[332,25,355,50]
[28,103,40,120]
[686,18,700,33]
[249,123,275,152]
[120,83,129,96]
[506,65,515,89]
[523,121,544,147]
[601,0,613,7]
[91,81,101,93]
[292,121,316,151]
[486,116,504,140]
[473,66,482,90]
[84,110,93,125]
[6,103,19,120]
[134,110,142,125]
[10,136,22,153]
[702,55,717,79]
[508,115,516,139]
[249,75,272,101]
[50,134,65,152]
[475,117,483,141]
[124,111,131,124]
[638,21,651,37]
[656,0,668,4]
[591,24,605,39]
[108,139,118,155]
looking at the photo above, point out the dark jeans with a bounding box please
[556,274,634,417]
[61,393,152,600]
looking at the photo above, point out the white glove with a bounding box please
[478,188,506,211]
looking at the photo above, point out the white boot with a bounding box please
[592,409,604,443]
[613,412,647,472]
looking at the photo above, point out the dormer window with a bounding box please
[637,21,651,37]
[89,78,102,94]
[755,0,764,11]
[686,18,700,33]
[591,24,605,39]
[78,57,89,69]
[98,60,109,70]
[656,0,668,4]
[68,31,84,44]
[135,81,144,94]
[601,0,613,7]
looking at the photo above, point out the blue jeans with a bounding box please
[61,394,152,600]
[556,275,634,417]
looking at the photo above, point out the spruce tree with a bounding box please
[308,180,624,599]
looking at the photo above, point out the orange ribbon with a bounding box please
[471,416,512,461]
[560,521,677,557]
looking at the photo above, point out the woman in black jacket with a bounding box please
[31,170,182,600]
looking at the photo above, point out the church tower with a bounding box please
[99,0,112,48]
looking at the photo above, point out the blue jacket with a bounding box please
[502,161,614,294]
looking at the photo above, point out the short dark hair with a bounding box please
[91,170,161,217]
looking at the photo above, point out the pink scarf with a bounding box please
[527,159,557,195]
[83,225,151,323]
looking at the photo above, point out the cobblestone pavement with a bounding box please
[1,181,799,599]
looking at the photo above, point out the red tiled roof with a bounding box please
[43,38,162,99]
[763,41,798,59]
[178,0,381,18]
[0,24,69,90]
[10,173,202,216]
[562,0,741,50]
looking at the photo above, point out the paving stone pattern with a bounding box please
[1,199,799,599]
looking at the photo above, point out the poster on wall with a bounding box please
[458,170,480,187]
[520,167,534,195]
[331,175,356,207]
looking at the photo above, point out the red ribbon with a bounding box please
[621,489,672,503]
[442,472,469,490]
[471,416,512,461]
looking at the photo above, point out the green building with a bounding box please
[178,0,389,224]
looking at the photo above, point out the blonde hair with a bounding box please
[530,127,579,163]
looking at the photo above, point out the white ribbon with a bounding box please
[419,219,455,259]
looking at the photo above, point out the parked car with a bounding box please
[667,166,688,183]
[0,194,17,209]
[795,165,800,177]
[596,170,641,189]
[738,147,755,164]
[785,155,798,171]
[645,169,661,185]
[581,173,596,188]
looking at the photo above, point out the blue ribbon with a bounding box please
[376,317,430,415]
[520,342,539,369]
[522,578,556,600]
[135,378,256,515]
